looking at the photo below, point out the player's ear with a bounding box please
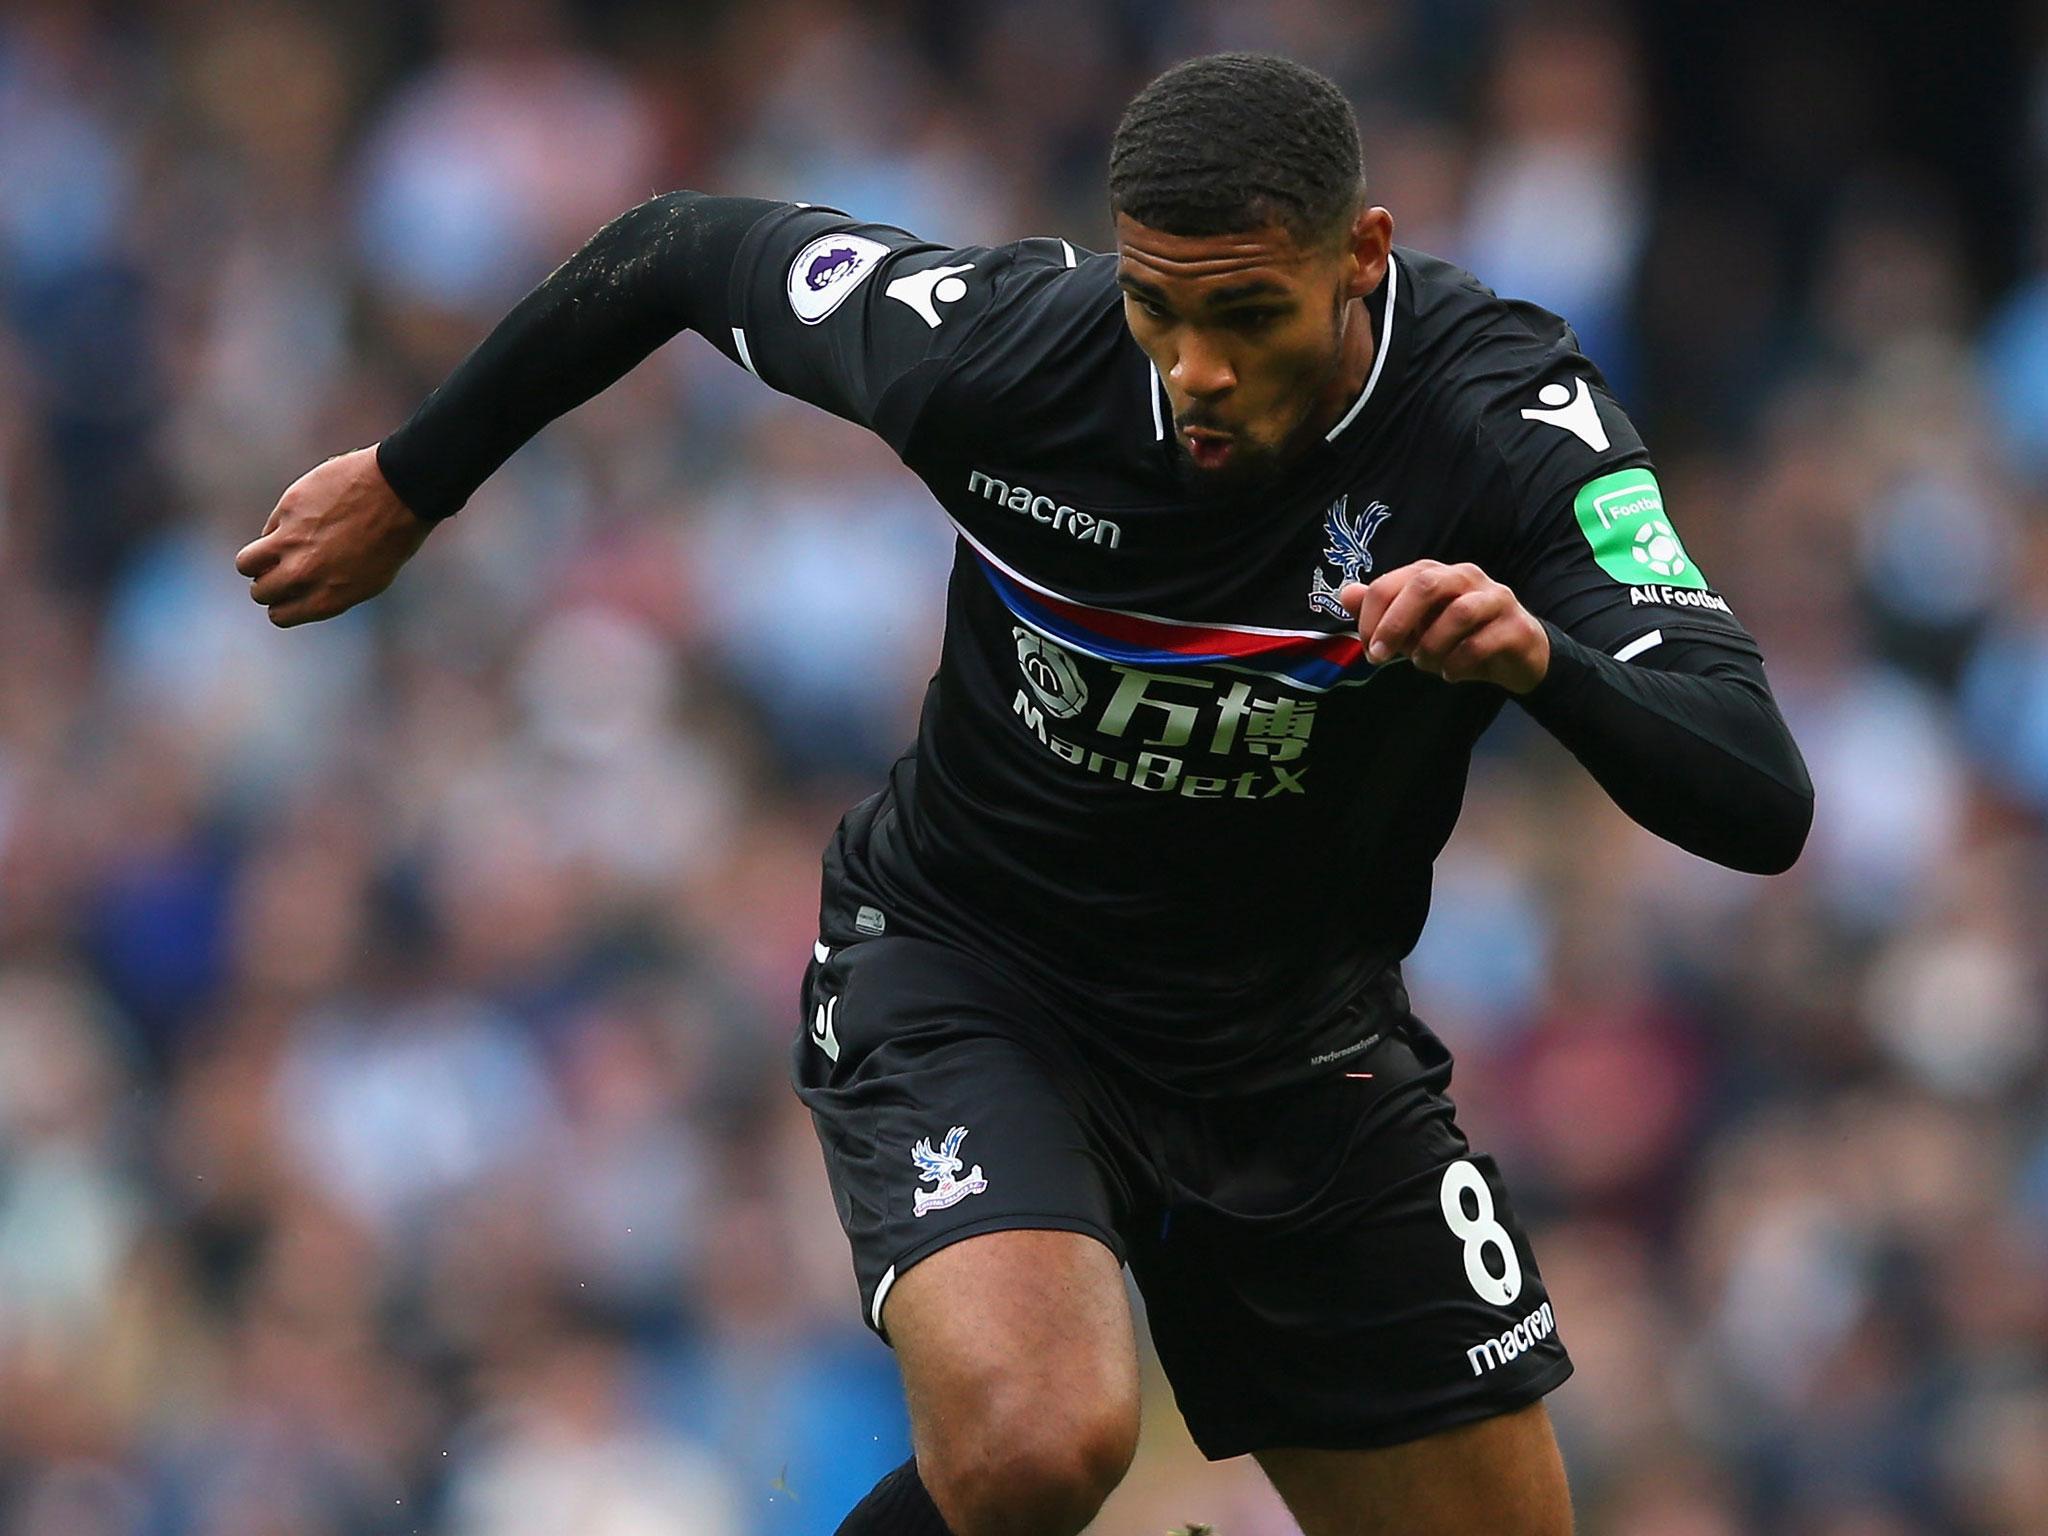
[1342,204,1392,300]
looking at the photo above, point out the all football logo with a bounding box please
[1630,519,1689,579]
[1570,468,1709,591]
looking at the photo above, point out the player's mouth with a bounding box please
[1181,427,1235,471]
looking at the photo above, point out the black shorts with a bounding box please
[791,932,1572,1460]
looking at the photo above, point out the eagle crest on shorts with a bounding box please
[911,1125,988,1217]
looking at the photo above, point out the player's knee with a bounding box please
[922,1398,1136,1536]
[1343,1491,1571,1536]
[1490,1501,1572,1536]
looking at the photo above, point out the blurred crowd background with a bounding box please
[1,0,2045,1532]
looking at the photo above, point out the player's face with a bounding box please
[1116,206,1392,490]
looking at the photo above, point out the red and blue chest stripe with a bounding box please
[954,523,1375,693]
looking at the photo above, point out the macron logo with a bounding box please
[810,994,840,1061]
[1520,378,1610,452]
[969,470,1121,548]
[1466,1300,1557,1376]
[887,263,975,328]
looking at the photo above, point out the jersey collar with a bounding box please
[1323,250,1400,443]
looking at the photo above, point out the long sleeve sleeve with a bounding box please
[374,190,1013,521]
[1517,623,1813,873]
[1462,357,1814,875]
[375,191,782,520]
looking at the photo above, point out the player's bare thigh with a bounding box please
[882,1227,1142,1536]
[1256,1401,1572,1536]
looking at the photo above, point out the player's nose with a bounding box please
[1170,334,1236,399]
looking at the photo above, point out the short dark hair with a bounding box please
[1109,53,1364,245]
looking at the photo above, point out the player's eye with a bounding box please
[1224,308,1286,333]
[1135,297,1173,323]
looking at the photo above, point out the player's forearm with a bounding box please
[1518,624,1813,874]
[375,191,780,521]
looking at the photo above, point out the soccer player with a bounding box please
[238,53,1811,1536]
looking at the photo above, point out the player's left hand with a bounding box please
[1339,561,1550,694]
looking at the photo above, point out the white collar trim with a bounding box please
[1324,251,1399,442]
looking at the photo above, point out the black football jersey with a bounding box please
[725,205,1756,1089]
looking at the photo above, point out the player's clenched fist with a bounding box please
[235,446,431,627]
[1339,560,1551,694]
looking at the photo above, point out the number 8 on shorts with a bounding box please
[1440,1159,1523,1307]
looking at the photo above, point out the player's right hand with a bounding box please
[1339,560,1550,693]
[235,445,432,627]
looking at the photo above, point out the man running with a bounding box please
[238,52,1811,1536]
